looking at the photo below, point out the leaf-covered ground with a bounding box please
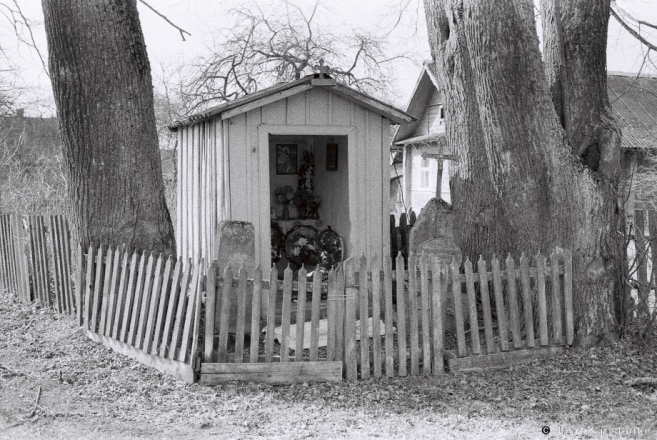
[0,290,656,439]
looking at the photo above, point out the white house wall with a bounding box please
[177,86,392,269]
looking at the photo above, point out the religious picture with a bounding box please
[276,144,298,175]
[326,143,338,171]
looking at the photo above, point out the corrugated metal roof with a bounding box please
[608,74,657,150]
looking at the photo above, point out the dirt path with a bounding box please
[1,291,656,439]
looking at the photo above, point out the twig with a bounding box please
[28,385,41,418]
[138,0,191,41]
[610,7,657,52]
[624,377,657,387]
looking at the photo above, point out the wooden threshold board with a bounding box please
[200,361,343,385]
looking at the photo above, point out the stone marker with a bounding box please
[408,198,464,334]
[215,221,255,334]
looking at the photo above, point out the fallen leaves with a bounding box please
[1,288,657,438]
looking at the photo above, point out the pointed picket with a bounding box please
[217,265,232,363]
[536,252,549,346]
[326,267,338,361]
[464,257,480,355]
[395,252,407,377]
[234,266,248,363]
[358,254,370,378]
[84,244,95,330]
[204,261,217,362]
[419,256,432,375]
[383,257,395,377]
[505,254,522,349]
[127,251,148,346]
[491,256,508,351]
[344,257,357,380]
[431,259,445,375]
[519,253,535,348]
[265,266,278,363]
[550,250,563,344]
[250,264,263,363]
[372,259,382,378]
[295,266,308,362]
[310,267,322,361]
[451,259,466,357]
[160,257,183,358]
[151,255,174,355]
[111,247,131,338]
[477,256,495,354]
[564,250,574,345]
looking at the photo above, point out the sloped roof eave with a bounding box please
[168,76,414,130]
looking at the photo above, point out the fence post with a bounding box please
[344,257,357,380]
[358,254,370,379]
[477,256,494,354]
[204,261,217,362]
[250,264,262,363]
[430,259,445,375]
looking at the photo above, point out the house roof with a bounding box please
[395,132,446,147]
[608,73,657,150]
[393,70,657,151]
[168,74,414,130]
[393,63,440,144]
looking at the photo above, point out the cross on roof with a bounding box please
[314,59,330,78]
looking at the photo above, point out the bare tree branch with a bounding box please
[174,0,402,114]
[610,5,657,52]
[613,1,657,32]
[138,0,191,41]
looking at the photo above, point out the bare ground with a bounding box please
[1,290,656,440]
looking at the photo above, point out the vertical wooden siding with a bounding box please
[176,87,392,268]
[177,119,224,265]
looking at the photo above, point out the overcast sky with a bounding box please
[3,0,656,116]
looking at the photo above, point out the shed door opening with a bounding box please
[269,134,349,276]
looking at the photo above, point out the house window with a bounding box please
[419,158,437,189]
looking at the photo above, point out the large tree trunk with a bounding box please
[42,0,175,254]
[424,0,620,346]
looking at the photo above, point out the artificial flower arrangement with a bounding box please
[294,187,322,220]
[275,185,296,205]
[287,230,321,266]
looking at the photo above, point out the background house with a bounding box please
[392,63,451,218]
[393,68,657,222]
[611,73,657,220]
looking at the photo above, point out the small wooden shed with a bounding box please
[169,74,414,270]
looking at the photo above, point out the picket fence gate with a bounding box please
[200,249,574,384]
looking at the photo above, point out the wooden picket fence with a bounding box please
[76,244,203,383]
[201,249,574,384]
[0,214,75,313]
[0,211,574,384]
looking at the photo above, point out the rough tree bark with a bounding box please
[424,0,620,346]
[42,0,175,254]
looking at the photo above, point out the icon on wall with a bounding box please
[276,144,298,175]
[326,143,338,171]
